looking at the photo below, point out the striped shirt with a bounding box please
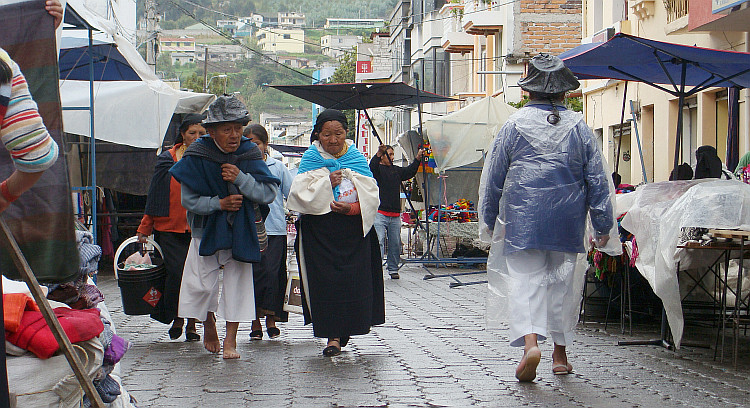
[0,48,58,173]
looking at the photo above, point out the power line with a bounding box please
[165,0,522,64]
[168,0,317,82]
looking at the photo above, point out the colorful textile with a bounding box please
[0,49,57,172]
[3,293,39,332]
[103,334,130,366]
[0,2,78,283]
[5,307,104,359]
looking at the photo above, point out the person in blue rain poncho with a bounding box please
[478,54,619,382]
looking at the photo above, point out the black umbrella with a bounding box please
[270,81,456,237]
[268,82,456,110]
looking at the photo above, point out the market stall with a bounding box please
[615,179,750,348]
[396,97,516,286]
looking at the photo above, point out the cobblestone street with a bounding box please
[100,264,750,407]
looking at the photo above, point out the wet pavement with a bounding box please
[99,263,750,407]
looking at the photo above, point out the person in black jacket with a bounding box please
[370,144,424,279]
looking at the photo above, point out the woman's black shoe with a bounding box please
[267,327,281,339]
[249,330,263,340]
[168,326,182,340]
[185,331,201,342]
[322,345,341,357]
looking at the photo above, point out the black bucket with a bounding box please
[117,260,166,315]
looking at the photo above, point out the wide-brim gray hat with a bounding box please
[518,53,580,94]
[203,95,250,126]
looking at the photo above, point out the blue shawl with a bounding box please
[169,136,280,263]
[298,143,373,198]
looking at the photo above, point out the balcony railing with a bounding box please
[664,0,688,23]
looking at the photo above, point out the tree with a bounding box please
[331,52,356,139]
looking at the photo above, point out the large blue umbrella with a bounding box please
[560,33,750,170]
[59,37,140,81]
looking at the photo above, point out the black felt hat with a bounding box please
[203,95,250,126]
[518,53,580,94]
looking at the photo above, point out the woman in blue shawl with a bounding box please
[287,109,384,357]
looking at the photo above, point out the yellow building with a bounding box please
[256,28,305,54]
[579,0,749,183]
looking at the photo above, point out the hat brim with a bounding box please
[203,116,251,127]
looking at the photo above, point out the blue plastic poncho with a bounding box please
[479,104,614,255]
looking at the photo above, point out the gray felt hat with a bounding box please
[203,95,250,126]
[518,53,580,94]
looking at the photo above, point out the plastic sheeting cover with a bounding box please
[424,96,516,173]
[478,107,620,343]
[60,33,214,148]
[619,179,750,347]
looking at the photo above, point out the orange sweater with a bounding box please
[137,147,190,235]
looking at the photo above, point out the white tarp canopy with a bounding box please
[423,96,516,173]
[60,1,214,149]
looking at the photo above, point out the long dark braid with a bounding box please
[547,96,561,125]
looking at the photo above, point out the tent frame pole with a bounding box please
[630,100,648,183]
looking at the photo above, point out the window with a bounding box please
[680,98,698,166]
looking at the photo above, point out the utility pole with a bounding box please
[145,0,158,73]
[203,46,209,92]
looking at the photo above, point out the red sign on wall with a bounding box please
[356,61,372,74]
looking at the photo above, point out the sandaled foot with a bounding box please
[323,339,341,357]
[168,326,182,340]
[267,327,281,339]
[515,346,541,382]
[223,339,240,359]
[203,314,220,354]
[552,363,573,375]
[249,330,263,340]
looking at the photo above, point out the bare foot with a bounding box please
[223,338,240,359]
[203,313,220,354]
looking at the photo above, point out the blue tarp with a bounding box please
[59,37,140,81]
[560,33,750,92]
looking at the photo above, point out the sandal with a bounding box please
[552,363,573,375]
[267,327,281,339]
[322,339,341,357]
[249,330,263,340]
[168,326,182,340]
[515,346,541,382]
[185,331,201,342]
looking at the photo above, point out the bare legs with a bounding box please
[202,312,241,359]
[203,312,220,353]
[223,322,240,359]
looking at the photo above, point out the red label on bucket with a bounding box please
[143,287,162,307]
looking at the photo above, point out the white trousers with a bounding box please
[505,249,577,347]
[178,237,255,322]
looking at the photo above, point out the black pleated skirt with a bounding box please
[150,230,191,324]
[296,212,385,338]
[252,234,289,322]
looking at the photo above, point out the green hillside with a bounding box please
[148,0,399,29]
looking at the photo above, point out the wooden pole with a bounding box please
[0,218,105,408]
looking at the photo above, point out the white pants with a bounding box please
[505,249,577,347]
[178,237,255,322]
